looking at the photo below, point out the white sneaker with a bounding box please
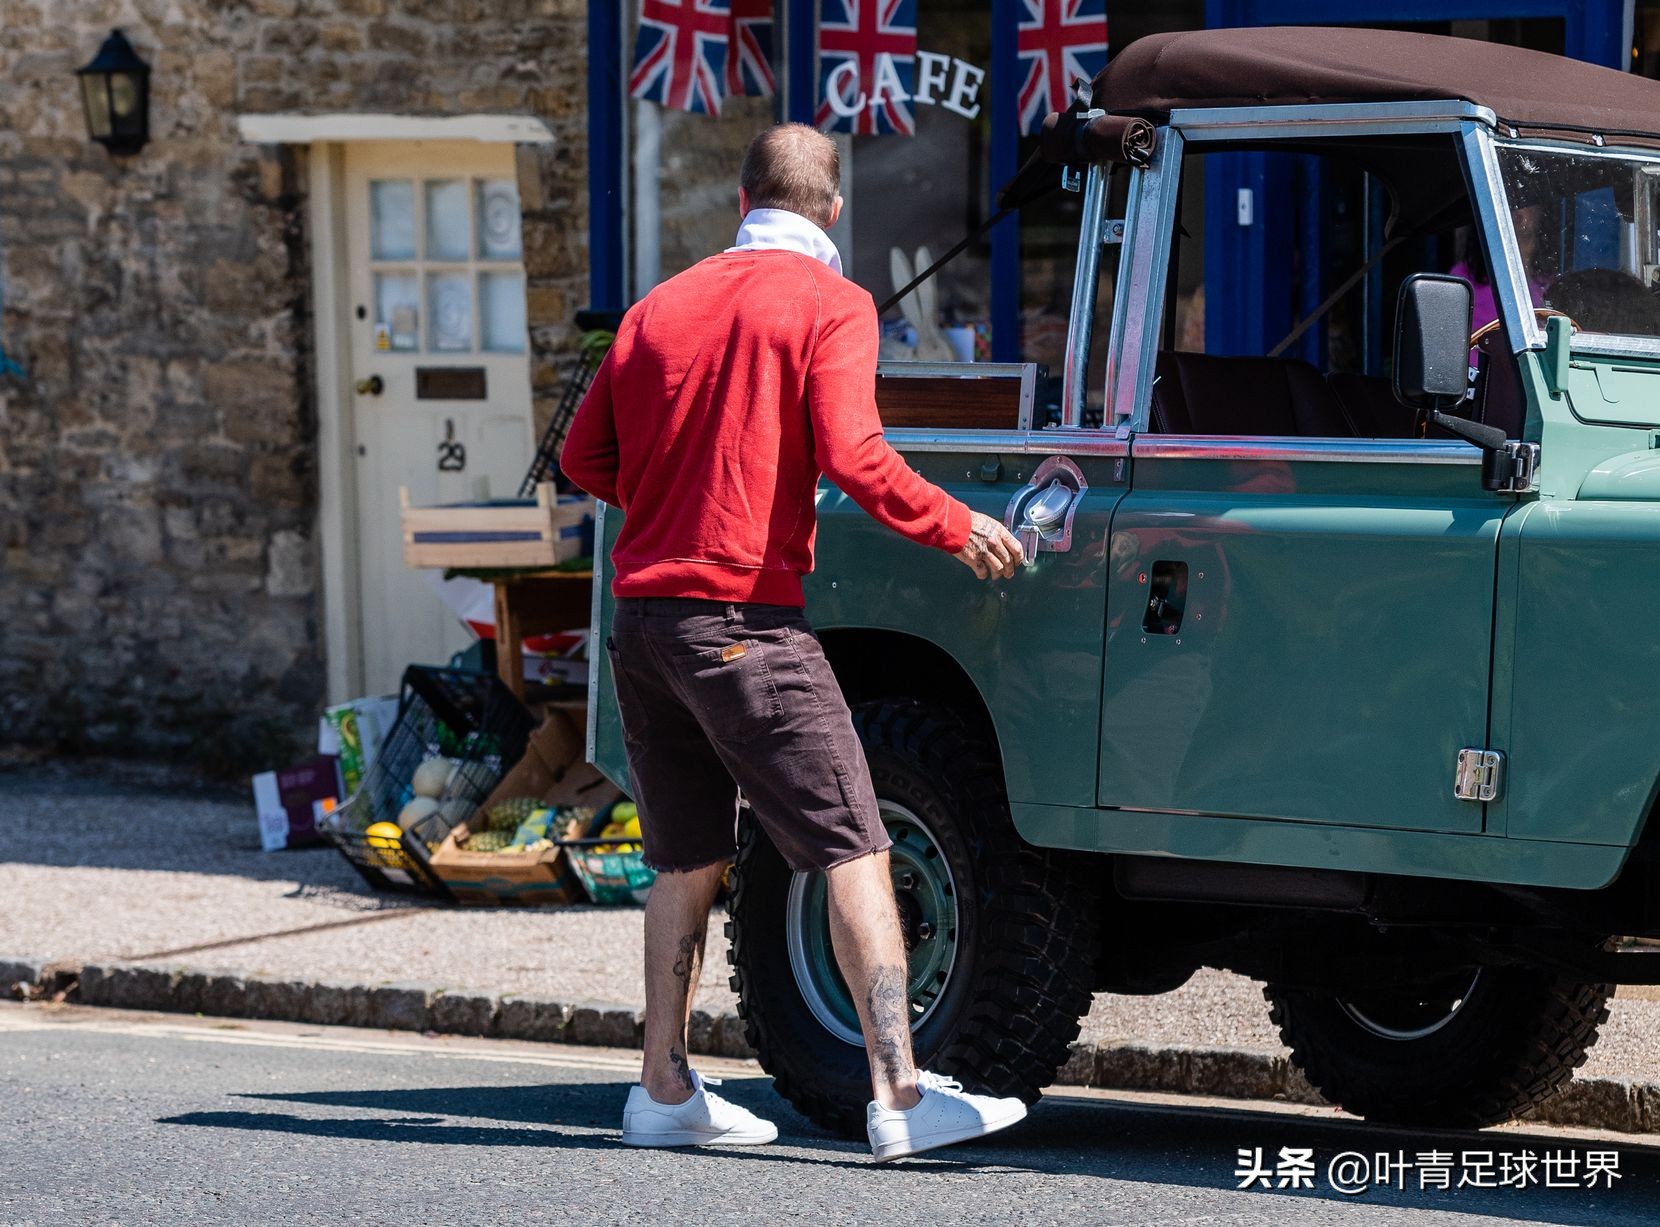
[867,1070,1028,1162]
[621,1071,779,1148]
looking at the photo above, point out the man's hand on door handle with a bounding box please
[954,511,1022,581]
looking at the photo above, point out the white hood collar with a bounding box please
[727,208,843,275]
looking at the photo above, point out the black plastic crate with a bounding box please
[323,666,537,897]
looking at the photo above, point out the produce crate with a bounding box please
[400,483,593,570]
[565,804,656,905]
[429,709,622,907]
[323,666,536,897]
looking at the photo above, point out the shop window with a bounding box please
[631,94,780,294]
[622,0,1103,396]
[846,0,992,362]
[1640,2,1660,77]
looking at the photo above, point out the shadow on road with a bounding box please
[155,1077,1660,1221]
[163,1077,873,1170]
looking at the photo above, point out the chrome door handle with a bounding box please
[1016,524,1040,564]
[1004,456,1088,565]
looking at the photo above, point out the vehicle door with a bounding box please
[1097,121,1517,834]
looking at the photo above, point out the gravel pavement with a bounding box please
[2,759,1658,1085]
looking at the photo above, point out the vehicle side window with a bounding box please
[1147,136,1524,441]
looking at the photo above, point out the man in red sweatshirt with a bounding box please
[561,123,1024,1161]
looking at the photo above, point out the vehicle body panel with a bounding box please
[589,501,627,794]
[1100,444,1506,833]
[804,448,1125,807]
[1009,800,1625,889]
[1566,361,1660,430]
[1500,497,1660,848]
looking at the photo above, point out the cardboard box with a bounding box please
[428,706,621,906]
[252,756,340,851]
[318,693,398,796]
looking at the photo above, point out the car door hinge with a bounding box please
[1483,442,1539,494]
[1454,748,1505,802]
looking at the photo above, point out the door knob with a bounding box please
[355,375,384,396]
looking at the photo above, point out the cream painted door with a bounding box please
[343,142,534,694]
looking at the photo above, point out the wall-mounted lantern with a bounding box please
[77,29,150,157]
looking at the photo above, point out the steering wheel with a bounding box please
[1469,307,1578,349]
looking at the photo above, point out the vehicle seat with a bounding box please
[1151,352,1353,436]
[1330,344,1526,441]
[1327,372,1418,438]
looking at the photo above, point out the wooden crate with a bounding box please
[401,483,593,570]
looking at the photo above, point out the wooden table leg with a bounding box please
[494,580,525,699]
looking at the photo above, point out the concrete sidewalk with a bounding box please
[6,758,1660,1132]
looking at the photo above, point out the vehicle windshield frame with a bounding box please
[1490,135,1660,359]
[1106,108,1524,434]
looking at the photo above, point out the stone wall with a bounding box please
[0,0,589,769]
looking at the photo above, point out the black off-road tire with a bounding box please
[1265,967,1612,1128]
[725,699,1100,1139]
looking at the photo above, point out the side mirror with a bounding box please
[1393,274,1473,412]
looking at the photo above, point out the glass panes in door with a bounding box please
[374,272,420,352]
[424,179,470,261]
[476,180,523,260]
[369,180,416,260]
[479,271,526,353]
[427,273,472,352]
[367,175,528,354]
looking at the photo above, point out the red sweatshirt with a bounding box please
[560,250,973,605]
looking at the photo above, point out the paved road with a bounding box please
[0,1004,1654,1226]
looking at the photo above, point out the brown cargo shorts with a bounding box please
[604,596,890,873]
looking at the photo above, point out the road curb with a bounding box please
[6,954,1653,1134]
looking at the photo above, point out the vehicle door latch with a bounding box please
[1004,456,1088,566]
[1454,748,1505,802]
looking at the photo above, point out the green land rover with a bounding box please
[587,26,1660,1137]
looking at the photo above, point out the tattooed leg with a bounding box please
[826,850,922,1111]
[667,1047,695,1095]
[640,861,727,1104]
[866,964,917,1091]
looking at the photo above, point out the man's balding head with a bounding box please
[739,123,841,229]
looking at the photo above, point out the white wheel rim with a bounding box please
[783,801,959,1047]
[1338,968,1483,1041]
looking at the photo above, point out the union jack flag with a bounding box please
[815,0,917,137]
[629,0,731,116]
[1017,0,1108,134]
[727,0,776,98]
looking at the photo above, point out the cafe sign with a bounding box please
[821,48,985,129]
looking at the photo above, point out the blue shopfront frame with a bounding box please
[586,2,1631,365]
